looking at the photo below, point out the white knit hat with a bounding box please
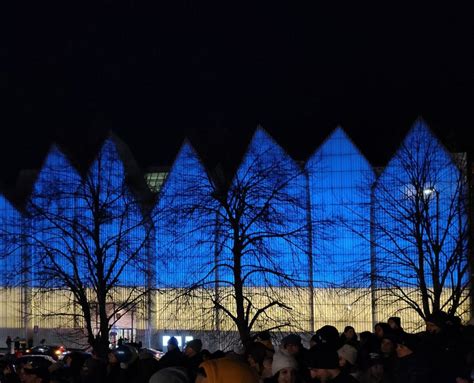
[272,351,298,376]
[337,344,358,366]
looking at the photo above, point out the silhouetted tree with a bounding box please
[2,137,153,355]
[348,122,470,321]
[156,129,310,347]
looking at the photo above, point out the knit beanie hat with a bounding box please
[315,325,340,348]
[168,336,179,347]
[337,344,357,366]
[199,357,259,383]
[425,311,449,329]
[281,334,302,347]
[395,333,420,352]
[271,351,298,376]
[149,367,190,383]
[186,339,203,353]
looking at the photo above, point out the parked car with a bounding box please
[26,345,66,360]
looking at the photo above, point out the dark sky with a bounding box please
[1,3,473,186]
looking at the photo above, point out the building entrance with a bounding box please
[110,328,136,346]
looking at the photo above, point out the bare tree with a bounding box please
[348,122,470,321]
[3,138,153,355]
[156,129,310,347]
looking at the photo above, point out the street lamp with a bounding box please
[423,187,439,252]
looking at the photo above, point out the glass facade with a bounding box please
[0,123,469,343]
[306,128,375,329]
[373,121,469,327]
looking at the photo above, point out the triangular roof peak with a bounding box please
[87,132,131,171]
[254,125,298,155]
[32,143,79,185]
[162,137,207,180]
[378,118,458,180]
[307,125,372,167]
[399,118,443,150]
[153,136,210,204]
[408,117,430,134]
[173,137,205,166]
[90,132,153,206]
[246,125,301,167]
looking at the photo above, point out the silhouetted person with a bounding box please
[157,336,183,370]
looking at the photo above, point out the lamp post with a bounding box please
[424,187,439,252]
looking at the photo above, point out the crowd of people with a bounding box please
[0,310,473,383]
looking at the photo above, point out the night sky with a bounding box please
[1,3,473,187]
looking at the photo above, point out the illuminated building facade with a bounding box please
[0,121,469,349]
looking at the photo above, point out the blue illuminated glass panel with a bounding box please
[0,195,23,286]
[374,121,467,290]
[28,146,82,288]
[218,129,308,287]
[154,142,218,287]
[77,139,146,287]
[306,128,375,286]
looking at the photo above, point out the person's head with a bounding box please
[1,361,15,376]
[256,330,271,342]
[359,331,373,344]
[314,325,340,349]
[246,342,267,371]
[374,322,391,339]
[388,316,401,330]
[255,330,274,354]
[281,334,302,356]
[149,366,189,383]
[20,362,49,383]
[380,335,396,355]
[184,339,202,358]
[64,351,87,372]
[342,326,356,341]
[271,351,298,383]
[425,311,448,334]
[110,344,139,368]
[307,345,340,382]
[395,333,419,358]
[366,353,384,379]
[275,367,296,383]
[168,336,179,351]
[337,344,357,368]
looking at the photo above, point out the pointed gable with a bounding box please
[234,127,302,186]
[373,119,468,307]
[306,127,374,181]
[30,144,81,202]
[154,139,217,288]
[155,139,211,202]
[379,119,457,187]
[86,138,126,190]
[225,126,308,286]
[78,137,146,287]
[306,127,374,289]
